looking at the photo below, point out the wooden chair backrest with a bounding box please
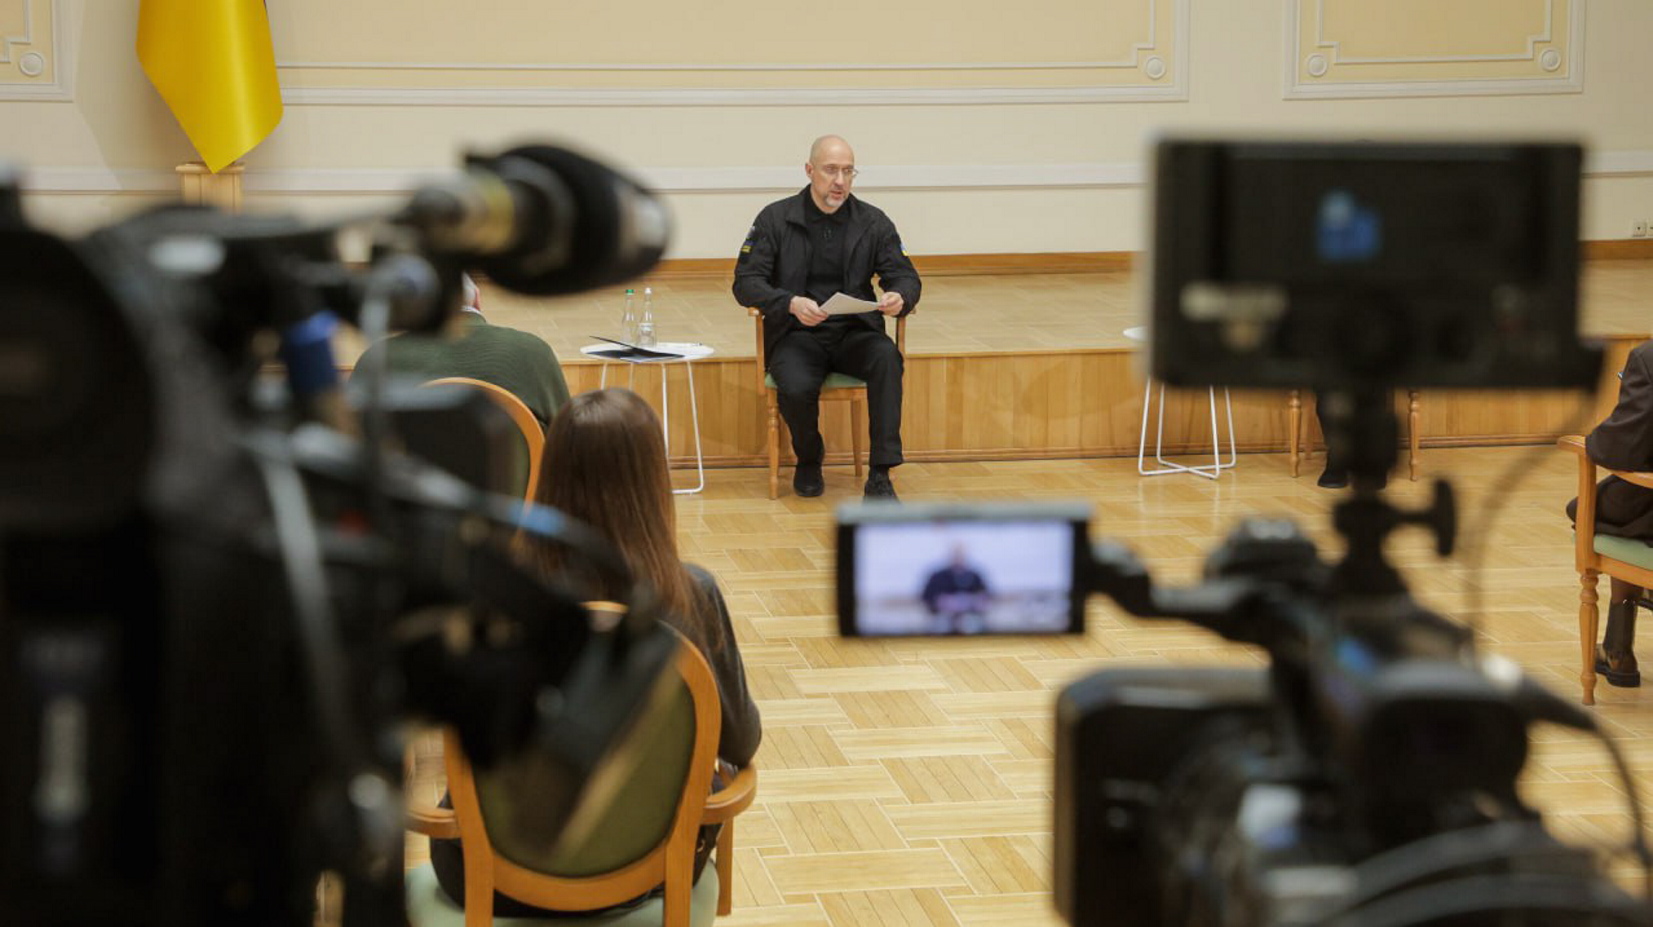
[423,377,545,503]
[441,624,720,926]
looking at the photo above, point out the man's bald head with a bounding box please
[810,135,853,163]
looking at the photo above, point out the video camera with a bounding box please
[0,144,676,926]
[838,140,1652,925]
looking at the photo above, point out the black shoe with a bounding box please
[1596,646,1641,687]
[1597,600,1641,687]
[793,463,824,498]
[1317,466,1349,489]
[863,470,899,502]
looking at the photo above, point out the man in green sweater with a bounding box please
[354,274,570,428]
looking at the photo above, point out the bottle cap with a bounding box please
[626,288,635,294]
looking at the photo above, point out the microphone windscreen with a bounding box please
[476,145,670,297]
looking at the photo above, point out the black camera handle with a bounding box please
[1085,536,1317,653]
[1322,388,1458,597]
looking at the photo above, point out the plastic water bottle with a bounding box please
[622,288,638,342]
[637,286,657,348]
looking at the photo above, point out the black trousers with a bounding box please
[769,322,904,468]
[1315,401,1340,471]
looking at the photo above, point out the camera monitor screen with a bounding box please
[1149,139,1599,391]
[837,502,1089,637]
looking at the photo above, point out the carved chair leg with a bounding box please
[1288,390,1302,478]
[1580,568,1601,705]
[766,396,780,500]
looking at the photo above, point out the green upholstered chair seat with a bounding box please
[1594,533,1653,572]
[475,673,695,878]
[404,860,720,927]
[762,371,866,390]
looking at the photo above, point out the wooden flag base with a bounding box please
[175,161,245,212]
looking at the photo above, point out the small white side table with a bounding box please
[579,342,715,494]
[1124,326,1236,480]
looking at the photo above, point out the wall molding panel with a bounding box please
[280,83,1185,108]
[272,0,1189,106]
[0,0,70,101]
[1285,0,1584,99]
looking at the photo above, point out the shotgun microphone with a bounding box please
[401,144,670,296]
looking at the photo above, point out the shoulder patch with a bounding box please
[739,224,757,255]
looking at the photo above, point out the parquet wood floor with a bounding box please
[404,446,1653,925]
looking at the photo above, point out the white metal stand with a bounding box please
[581,342,712,494]
[1125,325,1237,480]
[1137,382,1237,480]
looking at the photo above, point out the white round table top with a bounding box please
[579,341,715,362]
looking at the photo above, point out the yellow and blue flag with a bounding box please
[137,0,283,172]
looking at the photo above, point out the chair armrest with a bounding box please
[1557,435,1653,489]
[748,307,761,319]
[1612,470,1653,491]
[407,801,460,840]
[702,764,758,826]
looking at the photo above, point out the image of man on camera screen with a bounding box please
[850,522,1072,635]
[921,544,993,635]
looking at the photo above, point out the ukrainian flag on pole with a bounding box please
[137,0,283,173]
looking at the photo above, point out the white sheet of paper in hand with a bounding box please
[821,292,880,315]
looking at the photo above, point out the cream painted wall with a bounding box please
[2,0,1649,255]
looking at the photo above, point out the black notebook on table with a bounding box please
[587,336,685,360]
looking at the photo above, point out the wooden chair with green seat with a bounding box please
[421,377,545,503]
[1287,389,1423,482]
[1558,434,1653,705]
[748,307,910,499]
[404,613,758,927]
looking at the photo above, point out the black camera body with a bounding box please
[1053,520,1634,927]
[1055,665,1271,925]
[1038,139,1649,927]
[0,146,678,926]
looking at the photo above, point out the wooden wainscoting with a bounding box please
[646,245,1649,279]
[566,335,1644,470]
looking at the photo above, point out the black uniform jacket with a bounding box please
[1572,341,1653,541]
[732,187,922,362]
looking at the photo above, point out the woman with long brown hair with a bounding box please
[430,387,760,916]
[524,387,741,674]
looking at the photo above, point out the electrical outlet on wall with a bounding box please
[1634,219,1650,238]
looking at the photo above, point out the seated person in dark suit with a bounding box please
[732,134,921,501]
[921,545,992,634]
[354,273,570,427]
[1567,341,1653,687]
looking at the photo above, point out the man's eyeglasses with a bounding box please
[814,165,859,180]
